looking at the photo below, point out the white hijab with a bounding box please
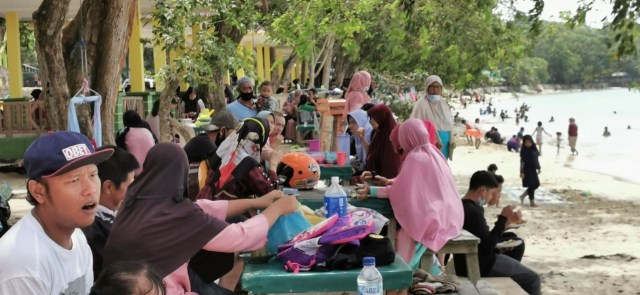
[410,75,453,131]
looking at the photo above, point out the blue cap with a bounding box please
[24,131,114,180]
[363,257,376,266]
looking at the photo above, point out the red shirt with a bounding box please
[568,123,578,137]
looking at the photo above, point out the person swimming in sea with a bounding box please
[603,126,611,137]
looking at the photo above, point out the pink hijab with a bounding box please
[387,119,463,252]
[422,120,437,146]
[343,71,372,119]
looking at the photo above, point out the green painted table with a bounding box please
[319,165,352,181]
[241,254,412,294]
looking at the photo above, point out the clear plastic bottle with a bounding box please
[357,257,383,295]
[324,176,347,217]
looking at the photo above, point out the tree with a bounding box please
[267,0,381,89]
[32,0,135,144]
[152,0,278,142]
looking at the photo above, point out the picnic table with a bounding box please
[298,194,481,286]
[421,230,481,286]
[241,254,412,294]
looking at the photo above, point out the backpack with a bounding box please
[276,209,375,272]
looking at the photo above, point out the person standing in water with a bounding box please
[531,122,551,156]
[568,118,578,155]
[603,127,611,137]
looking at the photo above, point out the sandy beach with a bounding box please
[2,91,640,294]
[448,88,640,294]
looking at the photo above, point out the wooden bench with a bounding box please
[475,278,528,295]
[241,254,412,294]
[432,276,527,295]
[421,230,481,286]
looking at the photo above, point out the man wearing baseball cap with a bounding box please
[200,110,239,147]
[0,131,113,294]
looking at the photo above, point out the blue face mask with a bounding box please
[478,198,486,207]
[427,95,442,102]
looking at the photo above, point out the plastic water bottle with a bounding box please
[324,176,347,217]
[358,257,383,295]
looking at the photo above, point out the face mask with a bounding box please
[239,92,254,101]
[427,95,442,102]
[478,198,486,207]
[364,87,370,92]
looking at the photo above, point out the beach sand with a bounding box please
[449,135,640,294]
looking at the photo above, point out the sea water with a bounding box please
[458,88,640,184]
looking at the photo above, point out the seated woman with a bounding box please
[201,117,280,201]
[358,119,464,268]
[365,104,401,179]
[116,110,157,175]
[103,143,298,295]
[347,109,373,177]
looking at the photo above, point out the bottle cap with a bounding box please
[363,256,376,266]
[331,176,340,183]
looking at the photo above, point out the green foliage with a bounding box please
[267,0,380,73]
[529,23,616,84]
[19,22,37,65]
[152,0,264,84]
[352,0,526,90]
[501,57,549,86]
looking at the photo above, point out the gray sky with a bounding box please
[503,0,613,28]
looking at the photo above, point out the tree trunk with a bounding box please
[321,33,336,89]
[210,67,228,112]
[280,51,298,84]
[333,47,349,89]
[34,0,134,145]
[158,76,180,143]
[33,0,72,132]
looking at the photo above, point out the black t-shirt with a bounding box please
[454,199,506,276]
[82,209,115,278]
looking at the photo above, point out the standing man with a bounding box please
[82,145,139,278]
[455,171,540,295]
[568,118,578,155]
[227,76,258,121]
[0,131,113,294]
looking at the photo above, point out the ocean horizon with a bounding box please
[455,88,640,185]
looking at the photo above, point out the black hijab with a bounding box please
[520,135,539,163]
[103,143,230,278]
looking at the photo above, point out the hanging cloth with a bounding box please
[68,80,103,147]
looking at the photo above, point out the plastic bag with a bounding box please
[267,211,312,253]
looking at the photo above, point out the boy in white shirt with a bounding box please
[0,131,114,294]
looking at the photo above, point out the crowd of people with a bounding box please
[0,73,542,295]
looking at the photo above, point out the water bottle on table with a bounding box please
[358,257,383,295]
[324,176,347,217]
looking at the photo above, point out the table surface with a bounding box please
[241,254,412,293]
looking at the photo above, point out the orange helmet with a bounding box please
[277,152,321,190]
